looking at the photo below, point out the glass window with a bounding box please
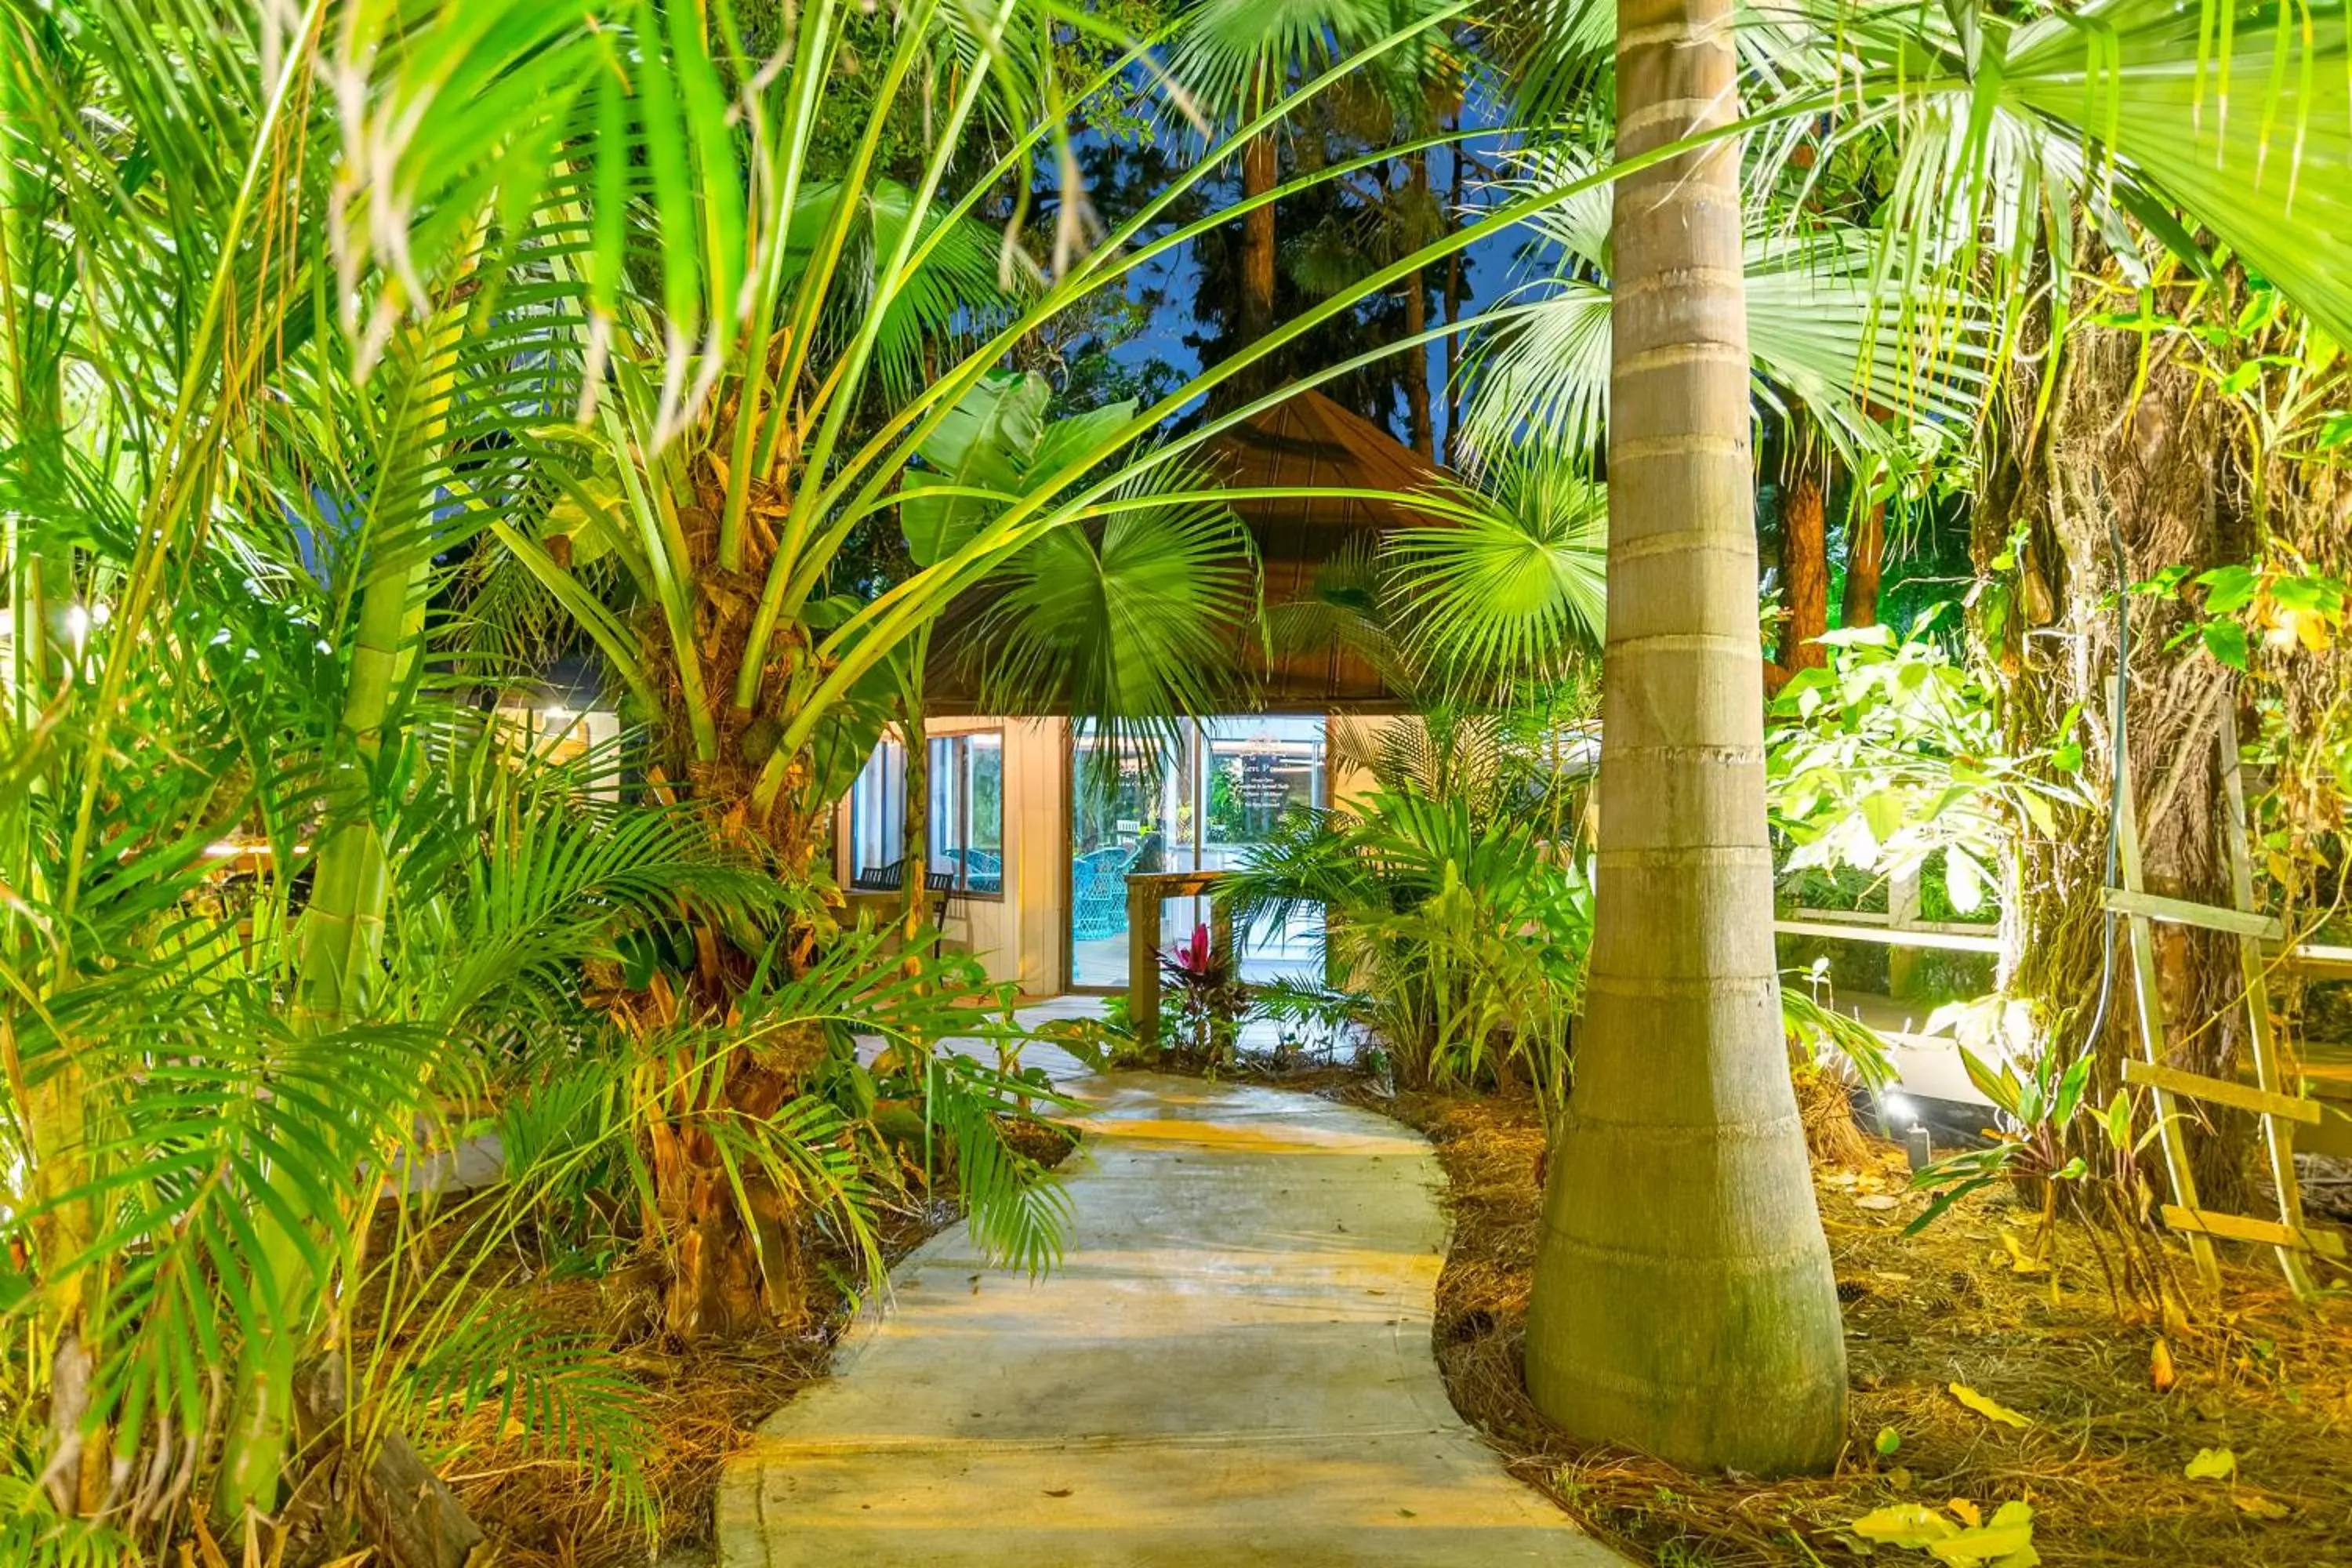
[846,737,906,887]
[1068,717,1325,988]
[929,731,1004,895]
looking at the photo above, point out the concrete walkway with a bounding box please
[717,1028,1623,1566]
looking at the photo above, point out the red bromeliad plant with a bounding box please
[1160,922,1250,1069]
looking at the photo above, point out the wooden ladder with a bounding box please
[2103,708,2343,1300]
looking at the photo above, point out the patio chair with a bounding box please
[924,869,959,958]
[964,848,1004,895]
[1071,844,1141,942]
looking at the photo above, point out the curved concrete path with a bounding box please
[717,1046,1623,1566]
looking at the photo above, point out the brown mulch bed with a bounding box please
[1371,1087,2352,1568]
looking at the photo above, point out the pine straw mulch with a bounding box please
[373,1118,1081,1568]
[1371,1087,2352,1568]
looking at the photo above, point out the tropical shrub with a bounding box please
[1225,709,1597,1112]
[1157,923,1251,1070]
[1766,616,2092,916]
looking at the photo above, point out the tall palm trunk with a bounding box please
[1842,499,1885,628]
[216,276,460,1519]
[1523,0,1846,1472]
[1440,123,1465,467]
[1237,68,1278,397]
[1403,152,1434,460]
[1774,464,1828,677]
[643,466,831,1341]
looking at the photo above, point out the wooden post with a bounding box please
[1127,877,1160,1050]
[2115,763,2224,1294]
[2218,708,2317,1299]
[1888,865,1923,1000]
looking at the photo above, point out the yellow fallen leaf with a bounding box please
[1948,1497,1983,1527]
[2151,1337,2176,1393]
[1852,1502,1958,1548]
[2000,1231,2049,1275]
[2184,1446,2238,1483]
[2234,1494,2290,1519]
[1949,1382,2033,1429]
[1922,1501,2037,1567]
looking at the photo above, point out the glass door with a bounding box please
[1197,717,1326,982]
[1066,717,1325,989]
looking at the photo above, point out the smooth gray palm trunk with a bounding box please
[1523,0,1846,1472]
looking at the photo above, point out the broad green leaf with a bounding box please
[1860,789,1907,845]
[2201,620,2250,670]
[2196,564,2261,614]
[902,372,1053,566]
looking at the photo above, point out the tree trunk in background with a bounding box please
[1984,303,2253,1212]
[1523,0,1846,1473]
[1403,152,1434,460]
[1239,126,1278,397]
[1776,468,1828,672]
[902,706,931,931]
[1442,122,1465,466]
[1843,499,1886,628]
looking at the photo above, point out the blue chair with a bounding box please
[964,848,1004,894]
[1071,844,1141,942]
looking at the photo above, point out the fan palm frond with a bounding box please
[1387,445,1609,691]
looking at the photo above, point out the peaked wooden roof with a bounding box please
[1207,387,1454,558]
[1203,389,1454,709]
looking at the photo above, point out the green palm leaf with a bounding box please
[1386,445,1609,689]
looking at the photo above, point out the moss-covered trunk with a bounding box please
[1982,300,2256,1212]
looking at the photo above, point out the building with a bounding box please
[829,390,1452,995]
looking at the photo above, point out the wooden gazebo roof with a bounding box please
[1205,389,1454,710]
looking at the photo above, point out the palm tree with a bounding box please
[1519,0,1850,1475]
[340,0,1563,1345]
[1170,0,1385,392]
[1809,0,2352,1210]
[1520,0,2352,1472]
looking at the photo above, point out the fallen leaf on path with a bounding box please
[2234,1494,2290,1519]
[1857,1194,1902,1211]
[1947,1498,1982,1527]
[2184,1446,2238,1483]
[1949,1383,2032,1428]
[2151,1338,2176,1392]
[2000,1231,2049,1274]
